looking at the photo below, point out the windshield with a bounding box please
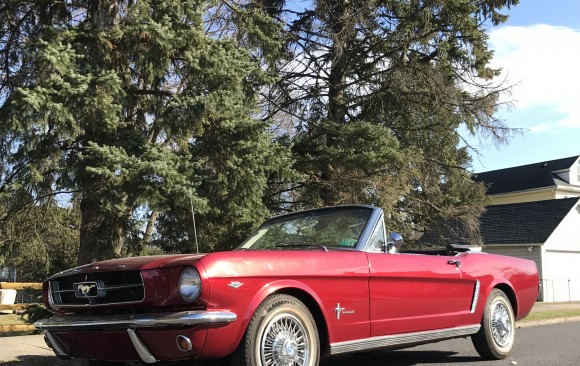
[238,207,373,250]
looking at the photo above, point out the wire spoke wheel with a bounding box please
[472,289,515,360]
[491,301,512,348]
[261,313,309,366]
[230,294,319,366]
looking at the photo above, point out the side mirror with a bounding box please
[385,232,404,253]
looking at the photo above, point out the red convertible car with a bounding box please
[36,205,539,365]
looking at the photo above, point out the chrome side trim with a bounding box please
[330,324,481,355]
[127,328,157,364]
[471,280,481,313]
[34,310,237,331]
[44,331,69,358]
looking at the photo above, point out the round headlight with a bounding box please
[178,267,202,302]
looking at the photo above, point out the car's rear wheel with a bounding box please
[230,294,320,366]
[472,289,515,359]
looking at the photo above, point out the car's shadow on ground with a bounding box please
[322,350,485,365]
[0,351,487,366]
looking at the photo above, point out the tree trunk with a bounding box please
[76,0,124,266]
[327,0,350,126]
[143,210,159,244]
[78,195,123,265]
[321,0,352,206]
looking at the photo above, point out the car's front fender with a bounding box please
[199,278,328,358]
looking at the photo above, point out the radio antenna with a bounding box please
[190,195,199,254]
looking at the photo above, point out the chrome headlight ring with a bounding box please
[178,267,202,302]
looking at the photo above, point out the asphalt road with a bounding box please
[1,321,579,365]
[322,321,580,366]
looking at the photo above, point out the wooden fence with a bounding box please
[0,281,42,333]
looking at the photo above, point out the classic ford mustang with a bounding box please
[35,205,539,365]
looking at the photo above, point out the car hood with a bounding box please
[49,254,207,279]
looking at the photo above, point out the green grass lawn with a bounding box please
[0,313,35,337]
[0,313,25,326]
[521,309,580,322]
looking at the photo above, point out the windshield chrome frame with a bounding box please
[240,205,384,251]
[359,210,386,252]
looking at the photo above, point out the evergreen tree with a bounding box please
[0,0,524,260]
[0,201,79,281]
[256,0,520,240]
[0,1,287,262]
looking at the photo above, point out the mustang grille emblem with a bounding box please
[73,281,104,298]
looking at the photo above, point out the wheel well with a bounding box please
[494,283,518,316]
[274,288,330,354]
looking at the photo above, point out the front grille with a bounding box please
[49,271,144,307]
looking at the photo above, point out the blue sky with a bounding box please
[469,0,580,172]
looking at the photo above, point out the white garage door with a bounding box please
[543,250,580,302]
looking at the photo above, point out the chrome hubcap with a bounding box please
[261,314,309,366]
[491,301,512,348]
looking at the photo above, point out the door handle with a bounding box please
[447,260,461,267]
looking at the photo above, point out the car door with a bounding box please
[366,251,477,336]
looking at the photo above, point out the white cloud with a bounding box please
[489,24,580,131]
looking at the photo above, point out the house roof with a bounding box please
[473,155,580,195]
[420,197,580,245]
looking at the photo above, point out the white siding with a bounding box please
[554,191,580,199]
[544,202,580,251]
[571,160,580,185]
[556,159,580,185]
[542,250,580,302]
[485,245,580,302]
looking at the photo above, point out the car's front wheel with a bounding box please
[230,294,320,366]
[472,288,515,359]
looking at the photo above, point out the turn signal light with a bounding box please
[176,335,192,352]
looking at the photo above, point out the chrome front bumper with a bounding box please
[34,310,237,331]
[35,310,237,364]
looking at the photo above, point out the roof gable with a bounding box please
[480,198,579,244]
[473,155,580,195]
[420,197,580,245]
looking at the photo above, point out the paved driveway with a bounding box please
[0,334,67,365]
[2,301,580,365]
